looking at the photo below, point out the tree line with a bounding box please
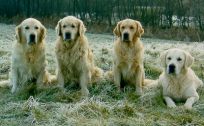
[0,0,203,30]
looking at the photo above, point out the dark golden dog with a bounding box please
[55,16,103,97]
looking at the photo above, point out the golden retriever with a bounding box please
[113,19,146,95]
[159,48,203,109]
[10,18,51,93]
[55,16,103,96]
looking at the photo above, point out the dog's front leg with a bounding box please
[135,66,143,95]
[11,68,18,93]
[184,95,199,109]
[79,71,90,97]
[57,69,64,88]
[164,96,177,108]
[183,87,199,109]
[37,69,45,87]
[113,64,121,91]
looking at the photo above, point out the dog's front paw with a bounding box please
[184,104,192,110]
[167,103,177,108]
[136,87,143,96]
[11,86,16,93]
[117,85,121,92]
[81,88,89,97]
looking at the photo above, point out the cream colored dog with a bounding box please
[113,19,147,95]
[159,48,203,109]
[55,16,103,96]
[11,18,51,93]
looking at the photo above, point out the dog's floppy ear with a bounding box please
[135,21,144,38]
[113,21,122,37]
[160,50,168,67]
[56,19,62,36]
[78,20,86,36]
[184,51,194,68]
[15,25,21,42]
[39,24,46,42]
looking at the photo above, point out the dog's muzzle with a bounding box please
[123,33,129,42]
[29,34,36,45]
[64,32,71,41]
[168,64,175,74]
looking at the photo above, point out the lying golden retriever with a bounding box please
[113,19,148,95]
[10,18,51,93]
[55,16,103,96]
[159,48,203,109]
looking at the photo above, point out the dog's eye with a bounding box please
[130,26,134,29]
[35,26,39,30]
[177,57,182,61]
[167,57,171,60]
[63,25,66,28]
[25,26,29,30]
[121,26,125,29]
[71,25,75,28]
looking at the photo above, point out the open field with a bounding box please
[0,23,204,126]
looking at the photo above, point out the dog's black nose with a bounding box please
[29,34,36,44]
[123,33,129,41]
[65,32,71,40]
[169,64,175,74]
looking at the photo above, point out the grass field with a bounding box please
[0,23,204,126]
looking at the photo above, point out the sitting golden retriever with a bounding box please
[55,16,103,96]
[159,48,203,109]
[113,19,148,95]
[10,18,51,93]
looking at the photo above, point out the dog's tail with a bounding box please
[104,70,114,82]
[91,67,104,83]
[143,79,159,88]
[43,71,58,86]
[0,80,11,88]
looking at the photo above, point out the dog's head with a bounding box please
[160,48,194,75]
[15,18,46,45]
[56,16,86,42]
[113,19,144,42]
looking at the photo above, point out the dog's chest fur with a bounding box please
[164,74,189,99]
[12,43,45,84]
[120,50,139,79]
[115,41,143,82]
[58,48,83,73]
[56,39,88,81]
